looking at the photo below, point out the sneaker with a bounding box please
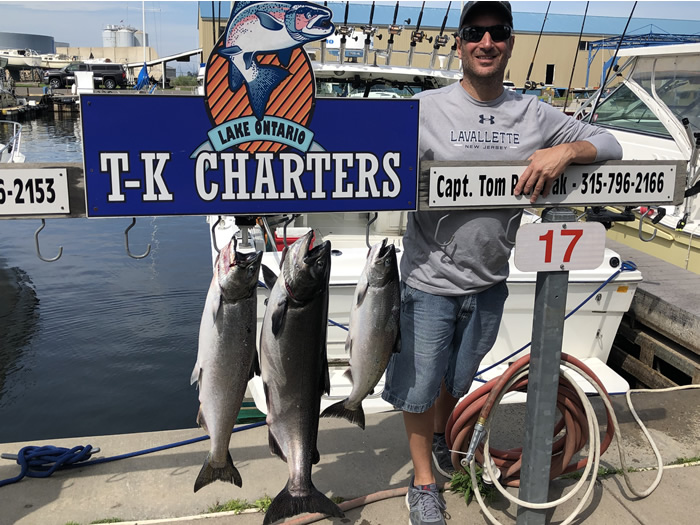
[406,477,447,525]
[432,433,455,478]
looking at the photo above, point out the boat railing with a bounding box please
[304,42,460,73]
[0,121,23,163]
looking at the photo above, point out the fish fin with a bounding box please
[268,429,287,462]
[243,51,255,70]
[190,364,202,386]
[226,63,245,91]
[263,482,344,525]
[277,48,293,67]
[261,264,278,289]
[321,400,366,430]
[355,281,369,307]
[343,368,352,384]
[196,405,209,433]
[193,451,242,492]
[321,355,331,396]
[249,351,261,379]
[256,12,284,31]
[271,297,288,336]
[247,65,289,120]
[218,45,242,57]
[345,335,352,356]
[393,332,401,354]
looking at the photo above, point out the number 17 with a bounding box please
[538,229,584,263]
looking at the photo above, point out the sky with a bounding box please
[1,0,700,75]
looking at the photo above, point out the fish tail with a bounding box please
[320,399,366,430]
[193,451,242,492]
[247,65,289,120]
[263,483,344,525]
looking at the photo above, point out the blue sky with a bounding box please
[1,1,699,75]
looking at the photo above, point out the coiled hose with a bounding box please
[445,352,681,525]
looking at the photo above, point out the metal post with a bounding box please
[516,270,569,525]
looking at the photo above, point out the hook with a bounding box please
[434,214,454,248]
[124,218,152,259]
[505,212,522,246]
[34,219,63,263]
[366,212,378,249]
[282,214,299,248]
[211,216,223,254]
[638,208,658,242]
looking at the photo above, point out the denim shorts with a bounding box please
[382,281,508,413]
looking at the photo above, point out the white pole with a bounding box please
[142,0,146,64]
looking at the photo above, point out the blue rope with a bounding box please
[0,421,266,488]
[473,260,637,382]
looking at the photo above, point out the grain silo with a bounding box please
[102,26,117,48]
[134,30,149,48]
[116,28,135,47]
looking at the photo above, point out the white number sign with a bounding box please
[514,222,606,272]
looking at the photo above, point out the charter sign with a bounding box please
[81,1,418,218]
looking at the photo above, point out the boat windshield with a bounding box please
[316,78,431,98]
[591,52,700,138]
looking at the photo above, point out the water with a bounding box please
[0,114,214,443]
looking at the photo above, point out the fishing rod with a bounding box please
[320,1,328,64]
[337,1,355,65]
[590,1,637,118]
[562,2,590,115]
[407,1,426,67]
[384,1,402,64]
[361,1,378,65]
[524,1,551,90]
[430,1,451,70]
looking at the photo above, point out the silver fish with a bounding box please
[218,1,334,119]
[259,230,343,525]
[191,238,262,492]
[321,238,400,429]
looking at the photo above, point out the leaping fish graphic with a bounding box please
[218,1,335,120]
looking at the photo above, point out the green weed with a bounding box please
[669,456,700,465]
[253,495,272,512]
[207,498,250,514]
[450,467,497,506]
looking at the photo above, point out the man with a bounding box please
[380,3,622,524]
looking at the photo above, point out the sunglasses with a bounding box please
[460,25,512,43]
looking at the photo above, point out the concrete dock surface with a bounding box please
[1,388,699,525]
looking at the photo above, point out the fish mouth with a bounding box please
[234,249,262,268]
[304,236,330,265]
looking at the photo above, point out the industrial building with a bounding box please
[198,2,700,91]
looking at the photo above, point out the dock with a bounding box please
[1,387,699,525]
[608,239,700,388]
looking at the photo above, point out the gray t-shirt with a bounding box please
[401,82,622,296]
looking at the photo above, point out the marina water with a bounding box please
[0,114,213,443]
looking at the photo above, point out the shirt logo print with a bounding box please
[479,114,495,124]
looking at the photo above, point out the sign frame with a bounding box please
[419,159,686,210]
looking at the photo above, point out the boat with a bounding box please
[0,48,41,70]
[575,43,700,274]
[0,121,25,163]
[39,53,80,69]
[203,5,642,416]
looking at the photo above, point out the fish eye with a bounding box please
[317,259,325,267]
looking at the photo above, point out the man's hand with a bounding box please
[514,142,598,204]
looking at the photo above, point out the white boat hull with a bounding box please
[208,215,640,415]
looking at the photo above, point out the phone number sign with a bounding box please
[422,160,685,209]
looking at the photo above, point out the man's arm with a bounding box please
[514,141,598,204]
